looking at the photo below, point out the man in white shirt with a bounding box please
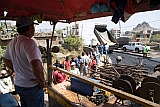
[70,62,80,75]
[104,43,109,54]
[3,16,45,107]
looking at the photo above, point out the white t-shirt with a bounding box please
[70,68,80,75]
[81,55,91,65]
[105,44,109,50]
[3,35,42,87]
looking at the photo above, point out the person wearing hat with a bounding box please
[70,62,80,75]
[3,16,45,107]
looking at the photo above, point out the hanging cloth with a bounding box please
[111,0,136,24]
[111,0,128,24]
[122,0,136,22]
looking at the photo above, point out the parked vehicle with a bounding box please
[122,42,150,53]
[116,37,131,48]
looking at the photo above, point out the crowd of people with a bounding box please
[52,43,109,85]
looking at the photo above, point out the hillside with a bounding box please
[132,21,157,33]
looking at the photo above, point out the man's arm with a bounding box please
[30,59,45,89]
[3,58,14,71]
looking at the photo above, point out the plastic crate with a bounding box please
[71,77,99,96]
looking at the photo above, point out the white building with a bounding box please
[110,28,121,39]
[61,22,116,45]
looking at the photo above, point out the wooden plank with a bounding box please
[50,65,160,107]
[47,86,74,107]
[48,82,102,107]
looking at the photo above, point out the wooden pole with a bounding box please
[47,22,57,86]
[46,39,52,86]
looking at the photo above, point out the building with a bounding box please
[136,30,153,43]
[110,29,121,39]
[61,23,79,38]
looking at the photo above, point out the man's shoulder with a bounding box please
[18,35,36,46]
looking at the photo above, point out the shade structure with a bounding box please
[0,0,159,23]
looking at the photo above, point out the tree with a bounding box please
[0,46,7,66]
[150,34,160,42]
[0,22,7,34]
[10,26,18,37]
[64,35,83,50]
[0,22,18,37]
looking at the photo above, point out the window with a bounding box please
[128,43,131,46]
[132,43,135,46]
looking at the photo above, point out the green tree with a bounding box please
[0,22,18,36]
[64,35,83,50]
[0,22,6,34]
[131,34,136,41]
[10,26,18,37]
[151,34,160,42]
[56,30,61,35]
[0,46,7,64]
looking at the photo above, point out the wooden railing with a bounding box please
[50,65,160,107]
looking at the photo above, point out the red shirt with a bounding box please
[90,59,96,70]
[63,61,70,70]
[53,70,67,84]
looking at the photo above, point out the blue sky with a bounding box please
[36,10,160,32]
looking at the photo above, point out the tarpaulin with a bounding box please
[0,0,159,23]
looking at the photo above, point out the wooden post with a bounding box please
[47,22,57,86]
[47,22,57,107]
[46,39,52,86]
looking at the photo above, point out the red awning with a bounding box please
[0,0,159,23]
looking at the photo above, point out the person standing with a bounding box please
[3,16,45,107]
[63,56,71,71]
[99,43,103,56]
[90,56,96,70]
[92,47,100,65]
[83,62,89,76]
[104,43,109,55]
[75,55,81,70]
[143,45,148,58]
[80,52,91,75]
